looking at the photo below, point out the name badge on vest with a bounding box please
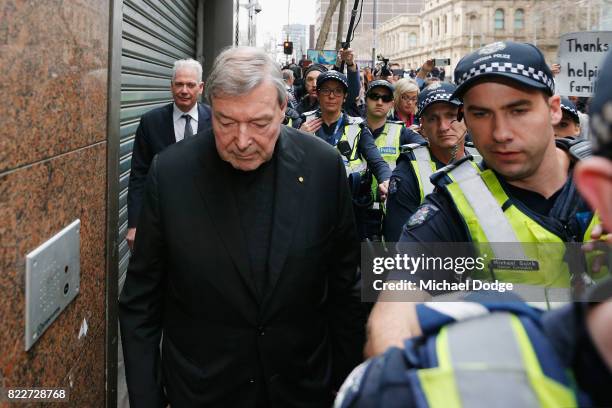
[379,146,397,155]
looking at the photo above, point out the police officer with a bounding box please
[356,80,424,239]
[399,41,602,280]
[297,70,392,201]
[554,96,582,139]
[384,82,474,241]
[366,41,606,355]
[335,50,612,408]
[296,48,362,115]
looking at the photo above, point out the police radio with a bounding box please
[337,140,352,160]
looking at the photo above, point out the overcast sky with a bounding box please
[255,0,316,45]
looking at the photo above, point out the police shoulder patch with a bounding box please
[407,204,439,227]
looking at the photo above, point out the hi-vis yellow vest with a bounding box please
[403,144,479,204]
[439,159,606,299]
[369,123,403,200]
[339,123,366,175]
[416,312,578,408]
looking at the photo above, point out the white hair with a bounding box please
[205,46,287,106]
[172,59,203,82]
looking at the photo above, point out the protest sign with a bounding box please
[307,49,337,66]
[556,31,611,97]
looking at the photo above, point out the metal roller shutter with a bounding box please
[118,0,197,290]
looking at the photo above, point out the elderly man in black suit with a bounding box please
[126,58,211,249]
[119,46,366,407]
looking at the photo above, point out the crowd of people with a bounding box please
[119,41,611,407]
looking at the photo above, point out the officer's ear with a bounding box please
[457,106,464,122]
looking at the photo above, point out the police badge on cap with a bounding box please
[417,82,461,118]
[452,41,555,99]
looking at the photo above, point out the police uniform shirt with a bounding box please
[384,150,446,242]
[315,112,393,183]
[391,169,593,290]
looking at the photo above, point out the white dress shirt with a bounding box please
[173,103,199,142]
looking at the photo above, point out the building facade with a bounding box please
[315,0,424,64]
[378,0,609,76]
[282,24,311,60]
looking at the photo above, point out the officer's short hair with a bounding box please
[205,46,287,107]
[172,59,203,82]
[393,78,420,107]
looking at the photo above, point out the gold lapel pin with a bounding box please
[298,176,304,183]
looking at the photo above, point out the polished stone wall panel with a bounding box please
[0,144,106,396]
[0,0,109,173]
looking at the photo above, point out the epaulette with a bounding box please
[400,142,428,153]
[302,109,319,118]
[386,120,404,125]
[430,156,473,184]
[346,115,364,125]
[555,137,592,162]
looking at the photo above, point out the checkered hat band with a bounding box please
[457,62,554,93]
[418,93,453,113]
[561,104,578,117]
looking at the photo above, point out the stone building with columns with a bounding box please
[378,0,607,78]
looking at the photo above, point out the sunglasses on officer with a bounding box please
[367,92,394,102]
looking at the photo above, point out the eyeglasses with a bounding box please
[367,93,393,102]
[401,95,418,102]
[318,88,345,96]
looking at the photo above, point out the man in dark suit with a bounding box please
[119,46,365,407]
[126,58,211,249]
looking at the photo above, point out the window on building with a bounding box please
[444,15,448,34]
[495,9,505,30]
[514,9,524,29]
[436,18,440,36]
[409,32,417,47]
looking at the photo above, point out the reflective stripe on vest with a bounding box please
[412,147,436,198]
[450,160,526,260]
[370,123,404,202]
[341,124,366,175]
[465,145,482,162]
[417,312,577,408]
[374,123,403,170]
[444,162,604,295]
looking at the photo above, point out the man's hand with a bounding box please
[339,48,357,71]
[581,223,611,275]
[126,227,136,251]
[417,59,434,79]
[551,63,561,77]
[378,180,390,201]
[364,298,426,358]
[299,117,323,134]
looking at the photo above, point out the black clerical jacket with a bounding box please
[119,125,365,407]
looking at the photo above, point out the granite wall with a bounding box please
[0,0,110,406]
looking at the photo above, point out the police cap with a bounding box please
[560,97,580,124]
[452,41,555,100]
[316,70,349,91]
[366,79,394,94]
[589,50,612,159]
[417,82,461,118]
